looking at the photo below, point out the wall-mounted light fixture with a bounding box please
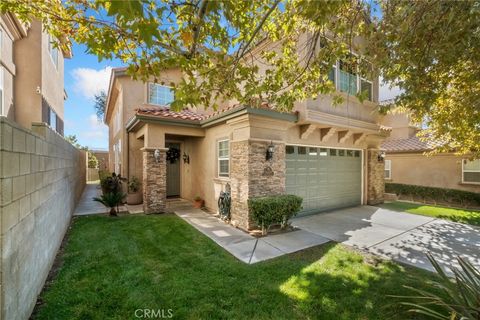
[377,151,386,163]
[266,141,275,161]
[182,152,190,164]
[154,149,161,163]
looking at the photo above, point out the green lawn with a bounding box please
[33,214,440,320]
[381,201,480,226]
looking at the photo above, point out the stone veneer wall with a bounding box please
[0,117,86,320]
[142,149,167,214]
[230,140,286,230]
[367,149,385,205]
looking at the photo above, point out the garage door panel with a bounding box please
[286,145,362,216]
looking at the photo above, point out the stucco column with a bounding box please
[366,149,385,205]
[230,139,286,230]
[142,148,167,213]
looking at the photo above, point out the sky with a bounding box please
[63,42,121,150]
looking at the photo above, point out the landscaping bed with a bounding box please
[33,214,440,319]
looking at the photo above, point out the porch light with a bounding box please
[183,152,190,164]
[154,149,161,163]
[266,142,275,161]
[377,151,386,163]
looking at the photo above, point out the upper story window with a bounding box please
[148,83,174,106]
[218,139,229,177]
[328,55,374,102]
[462,159,480,184]
[47,34,59,70]
[384,159,392,179]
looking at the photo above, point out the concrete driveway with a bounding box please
[292,206,480,273]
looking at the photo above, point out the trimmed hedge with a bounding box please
[248,195,303,234]
[385,183,480,207]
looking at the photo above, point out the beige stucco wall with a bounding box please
[13,20,65,130]
[386,152,480,193]
[0,117,86,320]
[0,18,16,120]
[380,112,418,140]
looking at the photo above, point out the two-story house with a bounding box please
[381,111,480,193]
[105,41,388,230]
[0,14,70,134]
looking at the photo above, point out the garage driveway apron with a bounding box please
[292,205,480,273]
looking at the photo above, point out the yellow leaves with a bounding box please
[180,31,193,46]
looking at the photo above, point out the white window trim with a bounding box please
[217,139,230,178]
[47,34,59,70]
[462,159,480,185]
[0,66,4,116]
[147,82,174,106]
[384,159,392,180]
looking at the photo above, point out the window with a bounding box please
[359,60,373,101]
[148,83,174,106]
[286,145,295,154]
[49,108,57,131]
[354,150,360,157]
[218,140,229,177]
[384,160,392,179]
[298,147,307,155]
[114,140,122,174]
[330,149,337,156]
[338,149,345,156]
[347,150,353,157]
[462,159,480,184]
[339,57,358,96]
[47,34,59,69]
[0,66,3,116]
[309,147,318,156]
[319,148,328,156]
[328,65,336,84]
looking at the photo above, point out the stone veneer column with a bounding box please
[230,140,286,230]
[367,149,385,205]
[142,148,167,213]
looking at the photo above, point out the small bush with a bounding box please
[100,172,125,195]
[128,176,140,193]
[248,195,303,234]
[386,183,480,207]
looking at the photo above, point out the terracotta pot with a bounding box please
[193,200,204,208]
[127,192,143,205]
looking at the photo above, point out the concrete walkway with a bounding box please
[173,204,329,264]
[74,183,108,216]
[293,206,480,273]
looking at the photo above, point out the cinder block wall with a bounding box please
[0,117,86,320]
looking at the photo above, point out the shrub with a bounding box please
[87,151,98,169]
[100,172,125,195]
[248,195,303,234]
[128,176,140,193]
[93,192,126,216]
[395,253,480,320]
[386,183,480,207]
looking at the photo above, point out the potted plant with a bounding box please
[193,196,204,208]
[127,176,142,205]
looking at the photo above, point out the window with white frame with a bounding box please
[148,83,174,106]
[384,159,392,179]
[47,34,59,70]
[339,56,358,96]
[49,108,57,131]
[0,66,3,116]
[359,60,373,101]
[462,159,480,184]
[217,140,229,177]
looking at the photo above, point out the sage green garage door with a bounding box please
[286,145,362,216]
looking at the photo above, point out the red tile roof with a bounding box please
[136,105,206,121]
[382,135,445,153]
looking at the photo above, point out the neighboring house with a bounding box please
[105,45,389,230]
[91,148,109,171]
[381,112,480,193]
[0,14,70,134]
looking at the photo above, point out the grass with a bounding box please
[33,214,441,320]
[381,201,480,226]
